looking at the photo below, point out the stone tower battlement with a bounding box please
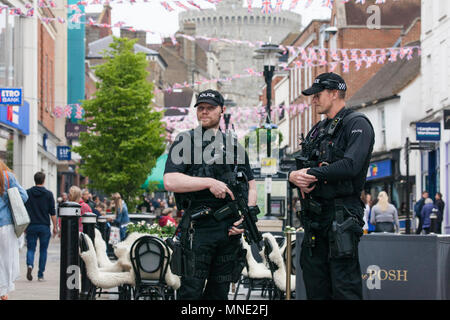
[179,0,301,43]
[178,0,302,108]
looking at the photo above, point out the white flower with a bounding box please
[167,220,175,227]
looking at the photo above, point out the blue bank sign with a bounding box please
[367,159,392,181]
[0,102,30,135]
[416,123,441,141]
[57,146,71,161]
[0,88,23,105]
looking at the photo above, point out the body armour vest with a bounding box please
[301,109,373,200]
[174,127,249,210]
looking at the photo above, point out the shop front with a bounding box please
[365,156,404,210]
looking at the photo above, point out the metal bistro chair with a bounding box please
[130,235,175,300]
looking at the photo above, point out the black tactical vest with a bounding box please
[174,127,249,210]
[301,109,373,200]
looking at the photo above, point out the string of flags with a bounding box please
[155,45,420,94]
[0,0,406,18]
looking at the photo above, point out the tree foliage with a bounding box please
[72,37,166,204]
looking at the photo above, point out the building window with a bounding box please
[422,151,429,195]
[0,9,18,87]
[279,102,285,121]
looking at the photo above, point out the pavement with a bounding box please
[8,236,61,300]
[7,235,269,300]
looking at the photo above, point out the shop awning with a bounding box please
[141,154,168,191]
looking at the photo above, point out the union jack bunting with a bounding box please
[160,1,174,11]
[274,0,283,13]
[174,1,189,10]
[261,0,272,14]
[187,0,201,9]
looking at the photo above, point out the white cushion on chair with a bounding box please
[241,236,272,279]
[80,234,135,289]
[261,233,296,292]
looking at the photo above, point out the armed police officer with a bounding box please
[163,90,258,300]
[289,73,374,300]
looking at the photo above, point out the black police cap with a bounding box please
[302,73,347,96]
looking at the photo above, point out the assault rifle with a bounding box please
[226,170,263,251]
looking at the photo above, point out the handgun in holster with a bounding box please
[329,205,358,259]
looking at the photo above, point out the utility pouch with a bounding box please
[166,238,195,278]
[212,202,237,222]
[307,199,322,215]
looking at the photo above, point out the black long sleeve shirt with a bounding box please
[307,116,374,184]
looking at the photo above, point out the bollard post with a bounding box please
[96,215,108,242]
[285,230,294,300]
[59,201,81,300]
[80,212,97,299]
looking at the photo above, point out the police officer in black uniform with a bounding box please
[163,89,258,300]
[289,73,374,300]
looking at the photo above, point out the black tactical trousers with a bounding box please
[177,217,241,300]
[299,203,363,300]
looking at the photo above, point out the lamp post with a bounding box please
[254,44,283,219]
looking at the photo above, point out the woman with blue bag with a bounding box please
[0,160,28,300]
[107,193,130,241]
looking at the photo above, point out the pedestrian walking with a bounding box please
[107,193,130,241]
[24,172,57,282]
[370,191,400,233]
[420,198,439,234]
[0,160,28,300]
[289,72,374,300]
[414,191,429,234]
[434,192,445,234]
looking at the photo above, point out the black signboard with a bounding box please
[251,167,287,180]
[65,122,87,139]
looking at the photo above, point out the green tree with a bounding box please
[72,37,166,204]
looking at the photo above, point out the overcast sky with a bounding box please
[85,0,331,43]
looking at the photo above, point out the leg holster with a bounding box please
[328,200,363,259]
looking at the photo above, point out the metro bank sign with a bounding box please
[0,88,23,106]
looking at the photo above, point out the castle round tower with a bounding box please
[179,0,302,108]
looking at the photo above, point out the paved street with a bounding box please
[8,237,61,300]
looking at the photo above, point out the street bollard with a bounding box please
[80,212,97,300]
[96,215,108,242]
[59,201,81,300]
[285,230,294,300]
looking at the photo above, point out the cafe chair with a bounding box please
[130,235,179,300]
[233,237,273,300]
[79,233,134,300]
[261,233,296,300]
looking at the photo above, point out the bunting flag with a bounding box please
[274,0,284,13]
[160,1,174,11]
[173,1,190,10]
[247,0,253,13]
[261,0,272,14]
[186,0,202,9]
[0,0,416,17]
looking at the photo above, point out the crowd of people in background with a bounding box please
[361,190,445,234]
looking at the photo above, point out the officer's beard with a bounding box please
[199,115,221,130]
